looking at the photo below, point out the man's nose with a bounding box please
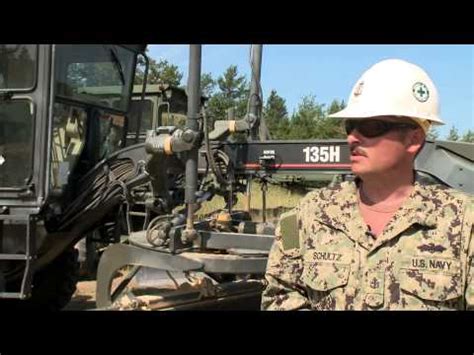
[347,129,363,145]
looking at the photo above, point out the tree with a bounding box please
[60,45,137,89]
[201,73,216,97]
[217,65,247,100]
[134,50,183,87]
[152,59,183,86]
[206,65,249,124]
[263,90,289,139]
[320,99,346,139]
[446,126,460,141]
[288,95,324,139]
[461,129,474,143]
[286,96,346,140]
[68,62,121,87]
[326,99,346,116]
[426,127,440,141]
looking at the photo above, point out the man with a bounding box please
[261,59,473,310]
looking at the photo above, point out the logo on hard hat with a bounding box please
[354,81,364,97]
[412,82,430,102]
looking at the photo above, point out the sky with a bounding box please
[148,45,474,138]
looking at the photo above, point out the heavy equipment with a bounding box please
[0,44,148,309]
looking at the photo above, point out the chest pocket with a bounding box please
[301,250,351,291]
[399,256,462,302]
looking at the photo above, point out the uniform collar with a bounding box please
[367,181,438,252]
[311,180,366,246]
[396,181,438,229]
[312,180,438,252]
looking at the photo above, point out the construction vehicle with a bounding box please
[0,44,149,310]
[0,44,472,310]
[76,84,210,277]
[127,83,208,145]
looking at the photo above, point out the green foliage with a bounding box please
[201,72,216,97]
[263,89,289,139]
[446,126,460,141]
[430,126,473,142]
[68,62,122,87]
[206,65,249,125]
[135,50,183,87]
[461,129,474,143]
[278,96,346,140]
[426,127,440,141]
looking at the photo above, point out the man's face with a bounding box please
[345,117,422,177]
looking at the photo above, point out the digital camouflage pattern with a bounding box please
[261,181,474,310]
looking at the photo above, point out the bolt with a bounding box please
[181,228,198,244]
[182,130,194,143]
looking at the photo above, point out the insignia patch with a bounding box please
[412,82,430,102]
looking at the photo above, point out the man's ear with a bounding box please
[406,128,425,155]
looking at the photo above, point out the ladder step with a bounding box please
[0,254,28,261]
[129,212,147,216]
[0,214,34,301]
[0,292,25,299]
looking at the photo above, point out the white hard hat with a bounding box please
[329,59,445,129]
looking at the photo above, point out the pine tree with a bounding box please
[461,129,474,143]
[446,126,460,141]
[263,89,289,139]
[206,65,249,125]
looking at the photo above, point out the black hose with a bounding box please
[202,107,230,187]
[56,158,136,232]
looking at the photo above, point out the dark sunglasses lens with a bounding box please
[344,120,355,135]
[345,120,390,138]
[358,121,390,137]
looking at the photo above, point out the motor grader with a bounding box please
[0,44,149,309]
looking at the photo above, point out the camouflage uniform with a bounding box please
[261,181,474,310]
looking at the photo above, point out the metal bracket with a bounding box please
[95,243,203,308]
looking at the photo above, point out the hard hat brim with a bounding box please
[328,107,445,125]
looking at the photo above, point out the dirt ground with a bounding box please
[65,270,134,310]
[64,269,195,310]
[64,280,99,310]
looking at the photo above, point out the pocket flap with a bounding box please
[400,269,462,301]
[302,261,350,291]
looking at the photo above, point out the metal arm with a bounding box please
[208,45,264,141]
[182,45,202,242]
[248,45,264,140]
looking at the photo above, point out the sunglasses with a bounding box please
[344,119,418,138]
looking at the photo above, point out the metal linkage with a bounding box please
[95,241,270,308]
[95,243,203,308]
